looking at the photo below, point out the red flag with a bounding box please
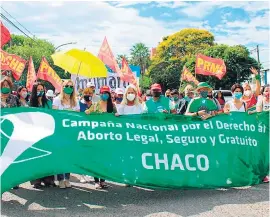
[1,21,11,47]
[37,57,62,92]
[195,53,226,80]
[0,49,26,80]
[181,66,199,85]
[121,57,140,93]
[98,37,121,73]
[26,56,36,91]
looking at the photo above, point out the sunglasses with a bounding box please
[65,85,74,88]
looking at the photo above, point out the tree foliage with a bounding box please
[149,28,260,90]
[3,34,70,90]
[129,43,150,75]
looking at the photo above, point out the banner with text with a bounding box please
[0,108,268,193]
[195,54,227,80]
[37,57,63,92]
[0,49,27,80]
[71,73,130,93]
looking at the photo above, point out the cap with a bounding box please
[46,90,55,97]
[100,86,110,93]
[115,88,124,95]
[86,82,95,88]
[196,82,212,91]
[151,83,162,91]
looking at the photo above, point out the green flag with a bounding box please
[0,108,269,193]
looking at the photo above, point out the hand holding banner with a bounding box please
[195,54,226,80]
[37,57,62,92]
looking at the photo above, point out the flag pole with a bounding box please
[76,48,86,77]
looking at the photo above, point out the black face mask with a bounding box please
[208,95,213,99]
[84,95,92,102]
[152,91,161,97]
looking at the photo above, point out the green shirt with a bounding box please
[186,97,217,113]
[145,96,173,113]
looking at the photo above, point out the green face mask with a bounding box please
[1,87,11,94]
[64,87,74,95]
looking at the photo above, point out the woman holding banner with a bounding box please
[53,80,80,189]
[1,76,21,189]
[30,82,52,109]
[1,76,20,109]
[185,82,217,120]
[115,84,143,116]
[224,84,246,114]
[17,86,29,107]
[85,85,114,189]
[256,84,270,112]
[29,82,55,188]
[242,67,261,110]
[79,87,94,112]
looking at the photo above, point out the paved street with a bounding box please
[1,175,269,217]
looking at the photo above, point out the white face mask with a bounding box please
[244,90,252,97]
[127,93,136,101]
[21,92,28,99]
[146,96,151,101]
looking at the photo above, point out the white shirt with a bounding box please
[117,104,144,115]
[256,96,270,111]
[53,96,80,111]
[92,94,100,103]
[228,100,246,112]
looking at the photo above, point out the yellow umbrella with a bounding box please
[51,48,107,78]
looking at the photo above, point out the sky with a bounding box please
[1,0,270,69]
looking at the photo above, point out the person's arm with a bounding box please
[223,102,230,114]
[250,67,261,97]
[52,97,59,110]
[255,96,263,112]
[85,103,96,114]
[74,101,80,112]
[185,99,206,117]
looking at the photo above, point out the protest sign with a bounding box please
[37,57,63,92]
[1,22,11,47]
[181,66,199,85]
[1,108,268,193]
[71,73,130,93]
[195,54,227,80]
[26,56,37,91]
[0,49,27,80]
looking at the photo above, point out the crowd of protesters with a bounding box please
[0,66,269,189]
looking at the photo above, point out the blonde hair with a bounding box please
[83,87,94,95]
[59,79,77,108]
[121,84,140,106]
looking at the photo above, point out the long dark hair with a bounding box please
[214,91,225,101]
[30,82,49,108]
[261,84,270,95]
[17,86,29,101]
[104,91,114,113]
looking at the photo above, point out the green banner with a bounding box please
[0,108,269,193]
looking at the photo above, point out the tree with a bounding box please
[149,28,214,90]
[149,28,260,90]
[116,54,129,65]
[3,34,70,90]
[139,74,152,91]
[130,43,150,76]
